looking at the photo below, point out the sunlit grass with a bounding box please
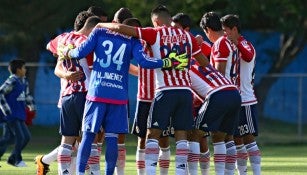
[1,125,307,174]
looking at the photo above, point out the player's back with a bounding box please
[138,26,201,91]
[83,28,146,104]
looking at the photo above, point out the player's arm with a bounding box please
[129,64,138,77]
[237,36,255,62]
[0,78,14,116]
[96,22,138,37]
[54,59,84,82]
[193,52,210,68]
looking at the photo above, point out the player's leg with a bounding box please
[224,135,237,175]
[199,135,210,175]
[116,133,126,175]
[187,129,201,175]
[158,135,170,175]
[172,89,194,175]
[243,104,261,175]
[131,100,152,175]
[104,103,129,175]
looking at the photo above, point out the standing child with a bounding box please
[0,59,36,167]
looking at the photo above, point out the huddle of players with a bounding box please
[46,4,261,175]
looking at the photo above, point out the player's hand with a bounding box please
[170,52,189,70]
[57,44,74,60]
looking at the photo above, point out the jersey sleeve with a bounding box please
[69,29,99,59]
[201,41,212,58]
[137,27,157,45]
[189,33,201,56]
[212,38,232,62]
[237,36,255,62]
[132,38,163,69]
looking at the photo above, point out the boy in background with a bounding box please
[0,59,36,167]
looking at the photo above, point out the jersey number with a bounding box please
[99,40,125,71]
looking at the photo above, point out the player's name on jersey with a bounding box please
[97,72,123,82]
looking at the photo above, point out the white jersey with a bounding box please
[210,35,239,85]
[236,36,257,106]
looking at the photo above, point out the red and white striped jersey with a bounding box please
[137,44,155,102]
[189,59,237,99]
[136,26,201,92]
[236,37,257,106]
[210,35,239,85]
[200,41,212,58]
[47,31,91,98]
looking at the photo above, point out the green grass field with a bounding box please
[1,120,307,175]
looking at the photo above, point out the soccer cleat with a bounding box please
[35,155,50,175]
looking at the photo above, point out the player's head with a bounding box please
[220,14,241,33]
[113,7,133,24]
[151,5,172,27]
[199,11,222,33]
[87,6,108,22]
[83,16,103,30]
[74,11,94,31]
[172,13,191,31]
[9,58,26,75]
[122,18,142,27]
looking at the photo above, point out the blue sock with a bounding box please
[105,134,118,175]
[76,132,95,173]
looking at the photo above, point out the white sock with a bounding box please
[187,141,200,175]
[175,140,188,175]
[213,142,226,175]
[136,148,145,175]
[199,150,210,175]
[42,146,59,164]
[225,141,237,175]
[159,146,170,175]
[236,144,248,175]
[145,139,159,175]
[116,144,126,175]
[246,142,261,175]
[57,144,72,175]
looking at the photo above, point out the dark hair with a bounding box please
[151,4,170,18]
[9,59,25,74]
[87,6,108,18]
[113,7,133,24]
[74,11,94,31]
[199,11,222,32]
[83,16,103,29]
[220,14,241,33]
[122,18,142,27]
[172,13,191,29]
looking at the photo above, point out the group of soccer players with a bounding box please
[37,4,261,175]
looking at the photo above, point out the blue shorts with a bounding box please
[148,89,194,131]
[60,92,86,136]
[234,104,258,137]
[131,100,152,138]
[82,100,129,134]
[195,89,241,135]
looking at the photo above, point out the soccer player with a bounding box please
[111,8,134,175]
[0,59,36,167]
[87,6,108,22]
[124,17,171,175]
[35,15,102,175]
[172,12,212,175]
[56,16,103,175]
[97,5,210,175]
[221,14,261,175]
[200,11,240,175]
[57,18,186,175]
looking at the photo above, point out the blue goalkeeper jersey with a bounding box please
[69,28,163,104]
